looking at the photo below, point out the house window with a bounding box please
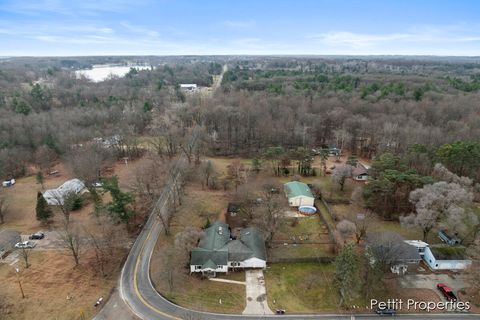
[195,266,201,269]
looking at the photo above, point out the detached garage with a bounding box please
[284,181,314,207]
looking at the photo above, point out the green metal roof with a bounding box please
[201,259,219,270]
[240,228,267,261]
[284,181,314,199]
[191,247,228,266]
[190,221,267,267]
[223,240,254,261]
[198,221,230,250]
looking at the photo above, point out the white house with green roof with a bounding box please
[284,181,314,207]
[190,221,267,276]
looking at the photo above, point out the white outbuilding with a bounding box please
[284,181,315,207]
[180,84,197,91]
[43,179,87,205]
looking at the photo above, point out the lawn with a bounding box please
[265,262,340,313]
[150,235,246,314]
[268,243,335,261]
[275,216,329,242]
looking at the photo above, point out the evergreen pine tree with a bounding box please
[36,192,52,223]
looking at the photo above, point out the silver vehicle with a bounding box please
[15,241,36,249]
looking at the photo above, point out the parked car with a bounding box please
[438,230,460,245]
[375,307,396,315]
[2,178,15,187]
[29,232,45,240]
[437,283,457,301]
[15,241,36,249]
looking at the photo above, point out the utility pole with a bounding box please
[15,267,25,299]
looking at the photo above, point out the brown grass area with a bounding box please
[0,158,144,319]
[330,204,445,243]
[459,289,480,313]
[0,250,120,320]
[1,163,71,233]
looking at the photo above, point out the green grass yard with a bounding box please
[265,262,340,313]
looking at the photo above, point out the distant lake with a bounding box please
[75,65,151,82]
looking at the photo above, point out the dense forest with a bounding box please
[0,56,479,184]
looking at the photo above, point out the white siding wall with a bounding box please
[354,174,368,181]
[423,247,471,270]
[288,196,314,207]
[242,257,266,268]
[190,265,228,273]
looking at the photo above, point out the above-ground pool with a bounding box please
[298,205,317,215]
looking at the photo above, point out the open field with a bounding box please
[0,249,120,320]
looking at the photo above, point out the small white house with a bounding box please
[43,179,87,205]
[284,181,315,207]
[353,163,369,181]
[180,84,197,91]
[404,240,429,256]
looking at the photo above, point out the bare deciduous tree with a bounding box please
[65,145,113,188]
[174,227,204,265]
[59,222,82,267]
[19,246,32,268]
[365,231,407,271]
[336,219,356,244]
[129,155,169,206]
[226,160,247,192]
[34,145,57,173]
[252,183,284,246]
[0,195,8,224]
[50,190,78,223]
[199,160,217,189]
[331,164,353,191]
[400,181,473,241]
[84,215,121,276]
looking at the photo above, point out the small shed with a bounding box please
[180,84,197,91]
[353,163,369,181]
[43,178,87,205]
[284,181,314,207]
[0,229,21,258]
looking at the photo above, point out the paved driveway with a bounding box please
[399,274,467,292]
[399,273,468,304]
[243,269,273,315]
